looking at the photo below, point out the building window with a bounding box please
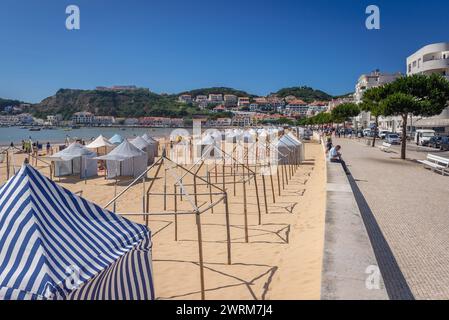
[408,64,411,73]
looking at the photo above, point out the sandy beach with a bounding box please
[0,140,326,300]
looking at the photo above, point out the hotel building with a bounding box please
[407,43,449,134]
[354,70,402,129]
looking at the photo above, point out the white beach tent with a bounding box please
[109,134,124,145]
[286,132,305,163]
[200,134,216,157]
[86,134,115,156]
[142,134,159,157]
[97,140,148,179]
[47,142,98,179]
[131,136,155,165]
[0,164,154,300]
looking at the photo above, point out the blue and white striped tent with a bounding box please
[0,164,154,300]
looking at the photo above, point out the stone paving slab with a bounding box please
[336,138,449,300]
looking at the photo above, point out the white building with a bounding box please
[208,94,223,104]
[237,97,250,108]
[354,70,402,129]
[178,94,192,104]
[408,43,449,134]
[72,112,94,125]
[224,94,238,107]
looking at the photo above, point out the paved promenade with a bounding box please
[336,138,449,300]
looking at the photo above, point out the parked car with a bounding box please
[427,136,443,149]
[440,136,449,151]
[378,130,390,139]
[385,133,401,145]
[415,129,436,146]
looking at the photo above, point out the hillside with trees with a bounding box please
[0,98,25,110]
[179,87,255,98]
[31,88,208,120]
[274,86,333,102]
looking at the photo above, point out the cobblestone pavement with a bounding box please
[335,138,449,300]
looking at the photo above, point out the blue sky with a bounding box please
[1,0,448,102]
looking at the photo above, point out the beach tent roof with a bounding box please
[0,164,152,300]
[130,136,150,150]
[201,134,215,145]
[47,143,96,161]
[86,135,114,149]
[141,133,157,144]
[109,134,124,145]
[96,139,146,162]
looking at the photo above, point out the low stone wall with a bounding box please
[321,161,388,300]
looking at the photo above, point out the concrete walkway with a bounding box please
[321,161,388,300]
[336,138,449,300]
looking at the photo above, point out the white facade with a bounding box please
[407,43,449,134]
[72,112,94,125]
[407,42,449,79]
[354,71,402,129]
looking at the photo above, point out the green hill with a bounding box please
[179,87,255,97]
[32,88,206,120]
[274,86,333,102]
[0,98,25,110]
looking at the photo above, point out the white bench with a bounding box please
[379,142,392,152]
[418,154,449,176]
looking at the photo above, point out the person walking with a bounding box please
[46,142,51,155]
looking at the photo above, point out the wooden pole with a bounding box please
[269,163,276,204]
[224,194,232,265]
[277,165,281,196]
[242,164,249,243]
[253,173,262,225]
[6,150,10,180]
[174,184,178,241]
[262,174,268,215]
[208,170,214,214]
[195,212,206,300]
[163,167,167,211]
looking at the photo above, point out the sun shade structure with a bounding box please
[0,164,154,300]
[86,135,115,156]
[47,143,98,179]
[131,136,155,165]
[96,140,148,179]
[141,134,159,157]
[109,134,124,145]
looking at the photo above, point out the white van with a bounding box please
[414,129,436,146]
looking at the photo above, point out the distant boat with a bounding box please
[71,125,81,129]
[63,128,72,132]
[29,128,41,132]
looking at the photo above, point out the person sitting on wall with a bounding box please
[329,145,350,174]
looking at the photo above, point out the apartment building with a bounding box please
[208,94,223,104]
[72,112,94,125]
[237,97,250,108]
[354,70,402,129]
[178,94,192,104]
[223,94,238,107]
[408,43,449,134]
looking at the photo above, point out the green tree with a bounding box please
[381,74,449,159]
[331,103,360,135]
[360,86,386,147]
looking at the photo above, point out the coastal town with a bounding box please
[3,43,448,137]
[3,0,449,308]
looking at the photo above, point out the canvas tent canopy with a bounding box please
[86,135,115,156]
[276,134,303,165]
[0,164,154,300]
[96,140,148,179]
[109,134,124,145]
[141,134,159,157]
[47,142,98,179]
[131,136,155,165]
